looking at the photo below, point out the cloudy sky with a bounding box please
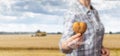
[0,0,119,33]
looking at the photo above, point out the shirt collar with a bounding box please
[76,0,94,14]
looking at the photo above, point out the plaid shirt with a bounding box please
[59,0,105,56]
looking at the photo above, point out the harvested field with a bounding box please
[0,34,119,56]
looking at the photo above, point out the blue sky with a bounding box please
[0,0,119,33]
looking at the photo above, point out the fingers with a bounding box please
[63,33,83,50]
[67,37,82,49]
[67,33,82,42]
[71,33,82,39]
[75,38,83,47]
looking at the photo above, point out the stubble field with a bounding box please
[0,34,119,56]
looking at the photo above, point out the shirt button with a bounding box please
[97,29,99,31]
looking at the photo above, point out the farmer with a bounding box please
[59,0,110,56]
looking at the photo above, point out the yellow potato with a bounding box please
[72,22,87,34]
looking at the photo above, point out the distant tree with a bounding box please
[109,31,112,34]
[36,30,41,33]
[57,32,62,34]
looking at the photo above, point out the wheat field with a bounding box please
[0,34,119,56]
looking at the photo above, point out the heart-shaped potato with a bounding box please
[72,22,87,34]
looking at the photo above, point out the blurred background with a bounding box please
[0,0,119,56]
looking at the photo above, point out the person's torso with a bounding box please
[65,2,104,56]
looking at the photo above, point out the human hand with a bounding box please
[62,33,83,50]
[101,47,110,56]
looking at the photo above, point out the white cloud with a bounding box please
[0,0,16,8]
[100,14,120,33]
[0,0,119,33]
[19,12,64,24]
[92,0,120,10]
[27,12,61,20]
[21,12,35,18]
[0,23,63,33]
[0,15,17,21]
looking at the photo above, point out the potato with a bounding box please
[72,22,87,34]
